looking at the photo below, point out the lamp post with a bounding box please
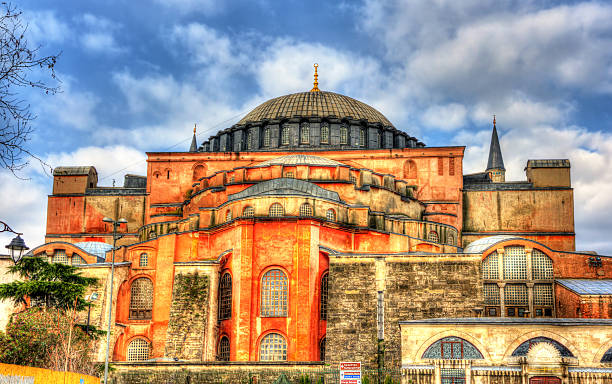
[102,217,127,384]
[2,220,29,264]
[85,292,99,335]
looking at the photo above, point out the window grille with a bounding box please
[261,269,288,317]
[319,337,326,361]
[300,122,310,144]
[226,210,233,222]
[441,369,465,384]
[269,203,284,217]
[281,126,290,145]
[511,337,574,357]
[532,249,554,279]
[243,206,255,217]
[350,175,357,184]
[359,129,366,147]
[449,157,455,176]
[482,253,499,279]
[483,283,500,305]
[218,336,230,361]
[326,209,336,221]
[219,273,232,320]
[259,333,287,361]
[534,283,553,306]
[320,273,328,320]
[438,158,444,175]
[53,250,69,265]
[300,203,312,216]
[321,123,329,143]
[447,234,455,246]
[504,284,528,305]
[428,231,439,243]
[246,129,253,150]
[422,337,483,360]
[127,338,150,362]
[503,246,528,279]
[340,125,348,144]
[139,253,148,267]
[263,128,271,147]
[130,278,153,320]
[71,255,86,265]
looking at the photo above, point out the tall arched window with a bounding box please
[246,129,253,150]
[269,203,284,217]
[259,333,287,361]
[326,209,336,222]
[193,164,206,181]
[127,338,150,362]
[263,127,271,147]
[243,206,255,217]
[130,278,153,320]
[422,337,484,360]
[320,273,328,320]
[320,337,326,361]
[359,129,366,147]
[218,273,232,320]
[428,230,439,243]
[340,125,348,144]
[218,336,230,361]
[447,234,455,246]
[299,203,312,216]
[300,122,310,144]
[139,253,148,267]
[321,123,329,144]
[261,269,288,317]
[281,125,290,145]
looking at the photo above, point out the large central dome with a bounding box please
[238,91,394,127]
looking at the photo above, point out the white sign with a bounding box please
[339,361,361,384]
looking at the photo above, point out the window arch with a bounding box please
[218,336,230,361]
[269,203,284,217]
[320,272,328,320]
[300,203,312,216]
[446,234,455,246]
[139,253,148,267]
[326,209,336,222]
[359,128,366,147]
[218,272,232,320]
[261,269,288,317]
[281,125,290,145]
[427,231,439,243]
[321,123,329,144]
[340,124,348,144]
[263,127,271,147]
[300,122,310,144]
[225,210,233,222]
[246,129,253,150]
[129,277,153,320]
[422,337,484,360]
[127,338,150,362]
[243,206,255,217]
[320,337,326,361]
[511,337,574,357]
[259,333,287,361]
[192,164,206,181]
[403,160,417,179]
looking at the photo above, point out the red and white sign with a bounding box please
[339,361,361,384]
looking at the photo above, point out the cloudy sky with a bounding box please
[1,0,612,254]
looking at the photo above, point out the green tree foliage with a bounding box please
[0,256,97,310]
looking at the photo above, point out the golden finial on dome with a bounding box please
[310,63,320,92]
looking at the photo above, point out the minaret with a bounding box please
[486,115,505,182]
[189,124,198,152]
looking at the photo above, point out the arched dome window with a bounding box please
[281,125,290,145]
[300,122,310,144]
[263,127,271,147]
[130,277,153,320]
[326,209,336,222]
[299,203,312,216]
[261,269,288,317]
[321,123,329,144]
[246,129,253,150]
[359,128,366,147]
[422,337,484,360]
[427,231,439,243]
[127,338,150,362]
[243,206,255,217]
[259,333,287,361]
[340,124,348,144]
[218,336,230,361]
[218,272,232,320]
[269,203,284,217]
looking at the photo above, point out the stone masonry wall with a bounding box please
[164,272,210,360]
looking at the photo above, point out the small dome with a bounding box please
[238,91,394,127]
[257,154,342,167]
[73,241,112,258]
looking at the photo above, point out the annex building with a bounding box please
[28,70,612,383]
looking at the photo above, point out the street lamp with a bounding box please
[5,234,29,264]
[102,217,127,384]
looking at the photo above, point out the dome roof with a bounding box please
[238,91,394,127]
[257,154,342,167]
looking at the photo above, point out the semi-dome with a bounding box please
[256,154,342,167]
[238,91,394,127]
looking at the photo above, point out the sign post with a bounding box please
[339,362,362,384]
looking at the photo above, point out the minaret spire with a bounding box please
[310,63,320,92]
[189,123,198,152]
[486,115,505,182]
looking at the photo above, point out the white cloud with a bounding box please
[152,0,217,15]
[25,10,70,46]
[421,103,468,131]
[76,14,125,54]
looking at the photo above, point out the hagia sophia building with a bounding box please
[25,67,612,383]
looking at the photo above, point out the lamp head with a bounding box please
[118,218,128,224]
[6,235,29,264]
[102,217,113,223]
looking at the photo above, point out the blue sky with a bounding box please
[2,0,612,254]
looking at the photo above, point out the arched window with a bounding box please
[127,338,150,362]
[511,337,574,357]
[300,122,310,144]
[504,246,528,279]
[263,127,271,147]
[261,269,288,317]
[219,273,232,320]
[321,123,329,144]
[218,336,230,361]
[532,249,554,279]
[130,278,153,320]
[281,125,290,145]
[427,231,439,243]
[446,234,455,246]
[299,203,312,216]
[320,337,326,361]
[403,160,417,179]
[259,333,287,361]
[243,206,255,217]
[269,203,284,217]
[139,253,148,267]
[482,253,499,279]
[71,255,86,265]
[359,129,366,147]
[320,273,328,320]
[601,346,612,362]
[422,337,484,359]
[53,250,69,265]
[226,210,233,222]
[326,209,336,222]
[340,124,348,144]
[193,164,206,181]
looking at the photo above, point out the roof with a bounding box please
[73,242,113,259]
[526,159,570,168]
[556,279,612,295]
[228,178,340,202]
[257,155,343,167]
[53,166,97,176]
[463,235,524,253]
[486,125,505,171]
[238,91,394,127]
[399,317,612,326]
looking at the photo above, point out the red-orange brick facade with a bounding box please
[32,90,612,369]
